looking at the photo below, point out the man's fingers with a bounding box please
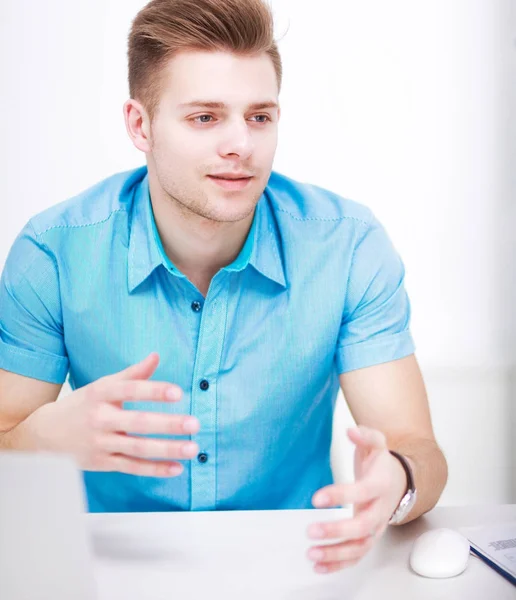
[308,501,383,542]
[99,379,183,405]
[106,454,184,477]
[314,558,361,574]
[307,535,374,565]
[110,352,160,382]
[102,407,200,436]
[102,434,199,461]
[347,426,387,449]
[312,480,381,508]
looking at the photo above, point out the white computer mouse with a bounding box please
[409,528,471,578]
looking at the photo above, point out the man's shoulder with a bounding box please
[266,171,373,227]
[29,166,147,238]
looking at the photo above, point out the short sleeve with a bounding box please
[0,221,69,383]
[335,215,415,374]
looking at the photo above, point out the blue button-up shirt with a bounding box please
[0,166,415,512]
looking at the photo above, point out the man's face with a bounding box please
[147,50,280,223]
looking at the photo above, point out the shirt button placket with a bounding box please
[189,282,228,511]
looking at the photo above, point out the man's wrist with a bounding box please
[389,450,410,504]
[388,450,418,525]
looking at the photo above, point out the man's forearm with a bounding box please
[389,436,448,525]
[0,419,36,451]
[0,427,19,450]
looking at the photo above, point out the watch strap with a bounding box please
[389,450,415,493]
[388,450,417,525]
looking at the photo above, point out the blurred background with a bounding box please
[1,0,515,505]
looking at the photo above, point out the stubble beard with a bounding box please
[160,176,264,224]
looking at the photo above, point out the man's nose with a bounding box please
[218,119,254,159]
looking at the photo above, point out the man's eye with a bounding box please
[193,115,214,124]
[250,115,271,123]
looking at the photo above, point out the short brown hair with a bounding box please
[128,0,282,121]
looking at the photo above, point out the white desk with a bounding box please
[89,504,516,599]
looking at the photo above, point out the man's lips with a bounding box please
[207,175,253,190]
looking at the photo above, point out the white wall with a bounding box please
[2,1,515,505]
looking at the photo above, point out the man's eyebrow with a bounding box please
[178,100,279,110]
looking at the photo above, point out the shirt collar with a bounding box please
[128,170,286,293]
[248,190,287,288]
[128,172,166,293]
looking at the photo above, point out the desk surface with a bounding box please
[89,504,516,600]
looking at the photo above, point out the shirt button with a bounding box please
[197,452,208,464]
[191,301,202,313]
[199,379,210,391]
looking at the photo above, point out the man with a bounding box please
[0,0,447,574]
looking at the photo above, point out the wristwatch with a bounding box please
[388,450,417,525]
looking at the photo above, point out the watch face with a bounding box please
[400,490,417,518]
[391,489,417,524]
[402,489,417,512]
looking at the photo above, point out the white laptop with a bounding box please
[0,451,97,600]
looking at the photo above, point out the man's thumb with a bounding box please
[114,352,160,381]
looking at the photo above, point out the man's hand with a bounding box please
[17,353,200,477]
[306,425,408,574]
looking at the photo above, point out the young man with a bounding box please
[0,0,447,574]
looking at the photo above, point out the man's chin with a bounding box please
[199,203,257,224]
[198,190,263,223]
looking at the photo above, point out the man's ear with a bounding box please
[123,99,152,153]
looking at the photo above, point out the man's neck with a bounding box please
[148,175,254,296]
